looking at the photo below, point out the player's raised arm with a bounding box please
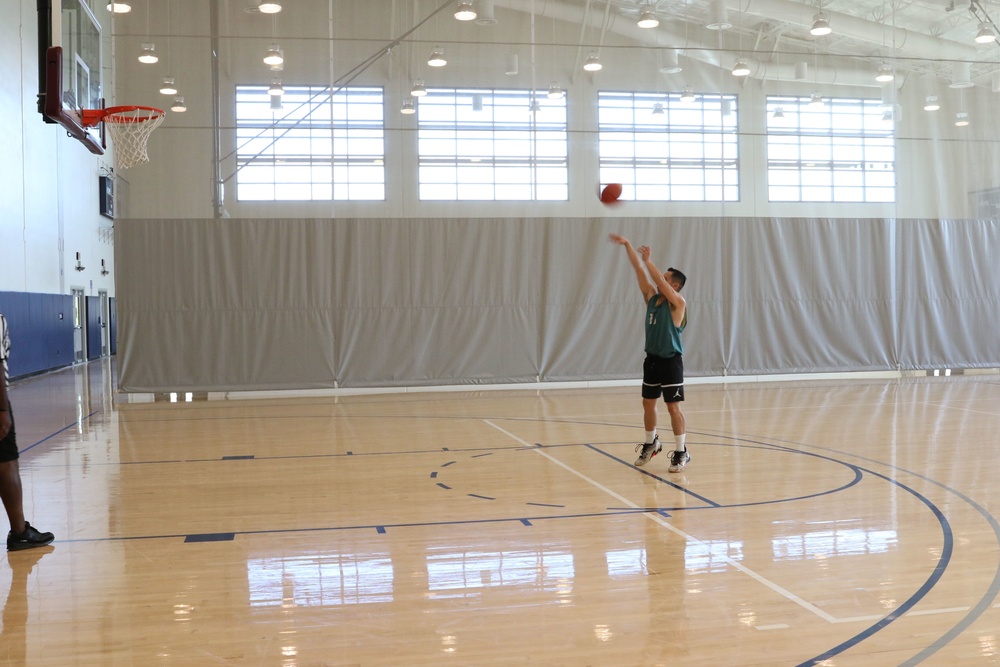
[609,233,656,301]
[643,252,686,327]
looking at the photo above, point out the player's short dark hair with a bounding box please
[668,267,687,290]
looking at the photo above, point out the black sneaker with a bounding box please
[7,522,55,551]
[634,435,662,467]
[668,449,691,473]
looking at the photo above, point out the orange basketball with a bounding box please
[601,183,623,203]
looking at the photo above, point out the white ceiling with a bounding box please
[489,0,1000,85]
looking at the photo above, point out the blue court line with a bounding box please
[587,441,864,510]
[28,440,604,469]
[687,430,961,666]
[18,409,100,455]
[797,466,953,666]
[586,443,723,507]
[50,506,728,545]
[184,532,235,543]
[711,428,1000,666]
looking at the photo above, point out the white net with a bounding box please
[103,106,166,169]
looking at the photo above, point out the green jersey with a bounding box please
[644,296,685,358]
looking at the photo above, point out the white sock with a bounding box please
[645,430,656,445]
[675,433,686,452]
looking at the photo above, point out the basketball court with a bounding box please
[5,359,999,665]
[4,0,999,665]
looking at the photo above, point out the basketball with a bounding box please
[601,183,623,203]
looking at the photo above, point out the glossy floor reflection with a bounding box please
[4,359,1000,665]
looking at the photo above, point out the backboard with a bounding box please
[38,0,105,155]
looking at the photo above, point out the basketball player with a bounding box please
[0,312,55,550]
[608,234,689,472]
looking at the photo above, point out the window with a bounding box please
[598,91,739,202]
[235,85,385,201]
[417,88,568,200]
[766,95,895,203]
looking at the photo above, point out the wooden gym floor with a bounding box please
[3,358,999,666]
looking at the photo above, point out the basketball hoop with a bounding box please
[82,105,165,169]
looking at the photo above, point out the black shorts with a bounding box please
[0,402,17,463]
[642,353,684,403]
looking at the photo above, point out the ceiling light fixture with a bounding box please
[680,87,695,102]
[428,47,447,67]
[955,111,969,126]
[257,0,281,13]
[476,0,498,25]
[652,102,664,115]
[454,1,476,21]
[732,58,751,77]
[583,52,603,72]
[263,43,284,66]
[923,95,940,111]
[529,98,541,112]
[881,107,893,122]
[808,92,824,108]
[547,82,565,99]
[810,12,832,36]
[705,0,731,30]
[400,98,416,115]
[159,77,178,95]
[975,22,997,44]
[638,8,659,29]
[875,62,894,82]
[505,53,519,75]
[659,49,682,74]
[268,80,284,96]
[949,61,974,88]
[772,107,785,119]
[410,80,427,97]
[170,96,187,112]
[138,43,158,64]
[107,2,132,13]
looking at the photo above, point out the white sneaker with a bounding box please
[667,449,690,473]
[634,435,662,467]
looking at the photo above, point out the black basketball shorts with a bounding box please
[641,353,684,403]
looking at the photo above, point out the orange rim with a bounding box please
[81,105,165,127]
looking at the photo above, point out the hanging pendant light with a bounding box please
[138,43,158,64]
[263,44,284,66]
[159,76,178,95]
[428,47,447,67]
[810,12,832,36]
[637,9,659,29]
[583,52,602,72]
[454,1,476,21]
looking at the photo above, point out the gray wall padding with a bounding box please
[116,217,1000,392]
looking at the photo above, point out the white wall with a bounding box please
[1,0,116,298]
[111,0,1000,222]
